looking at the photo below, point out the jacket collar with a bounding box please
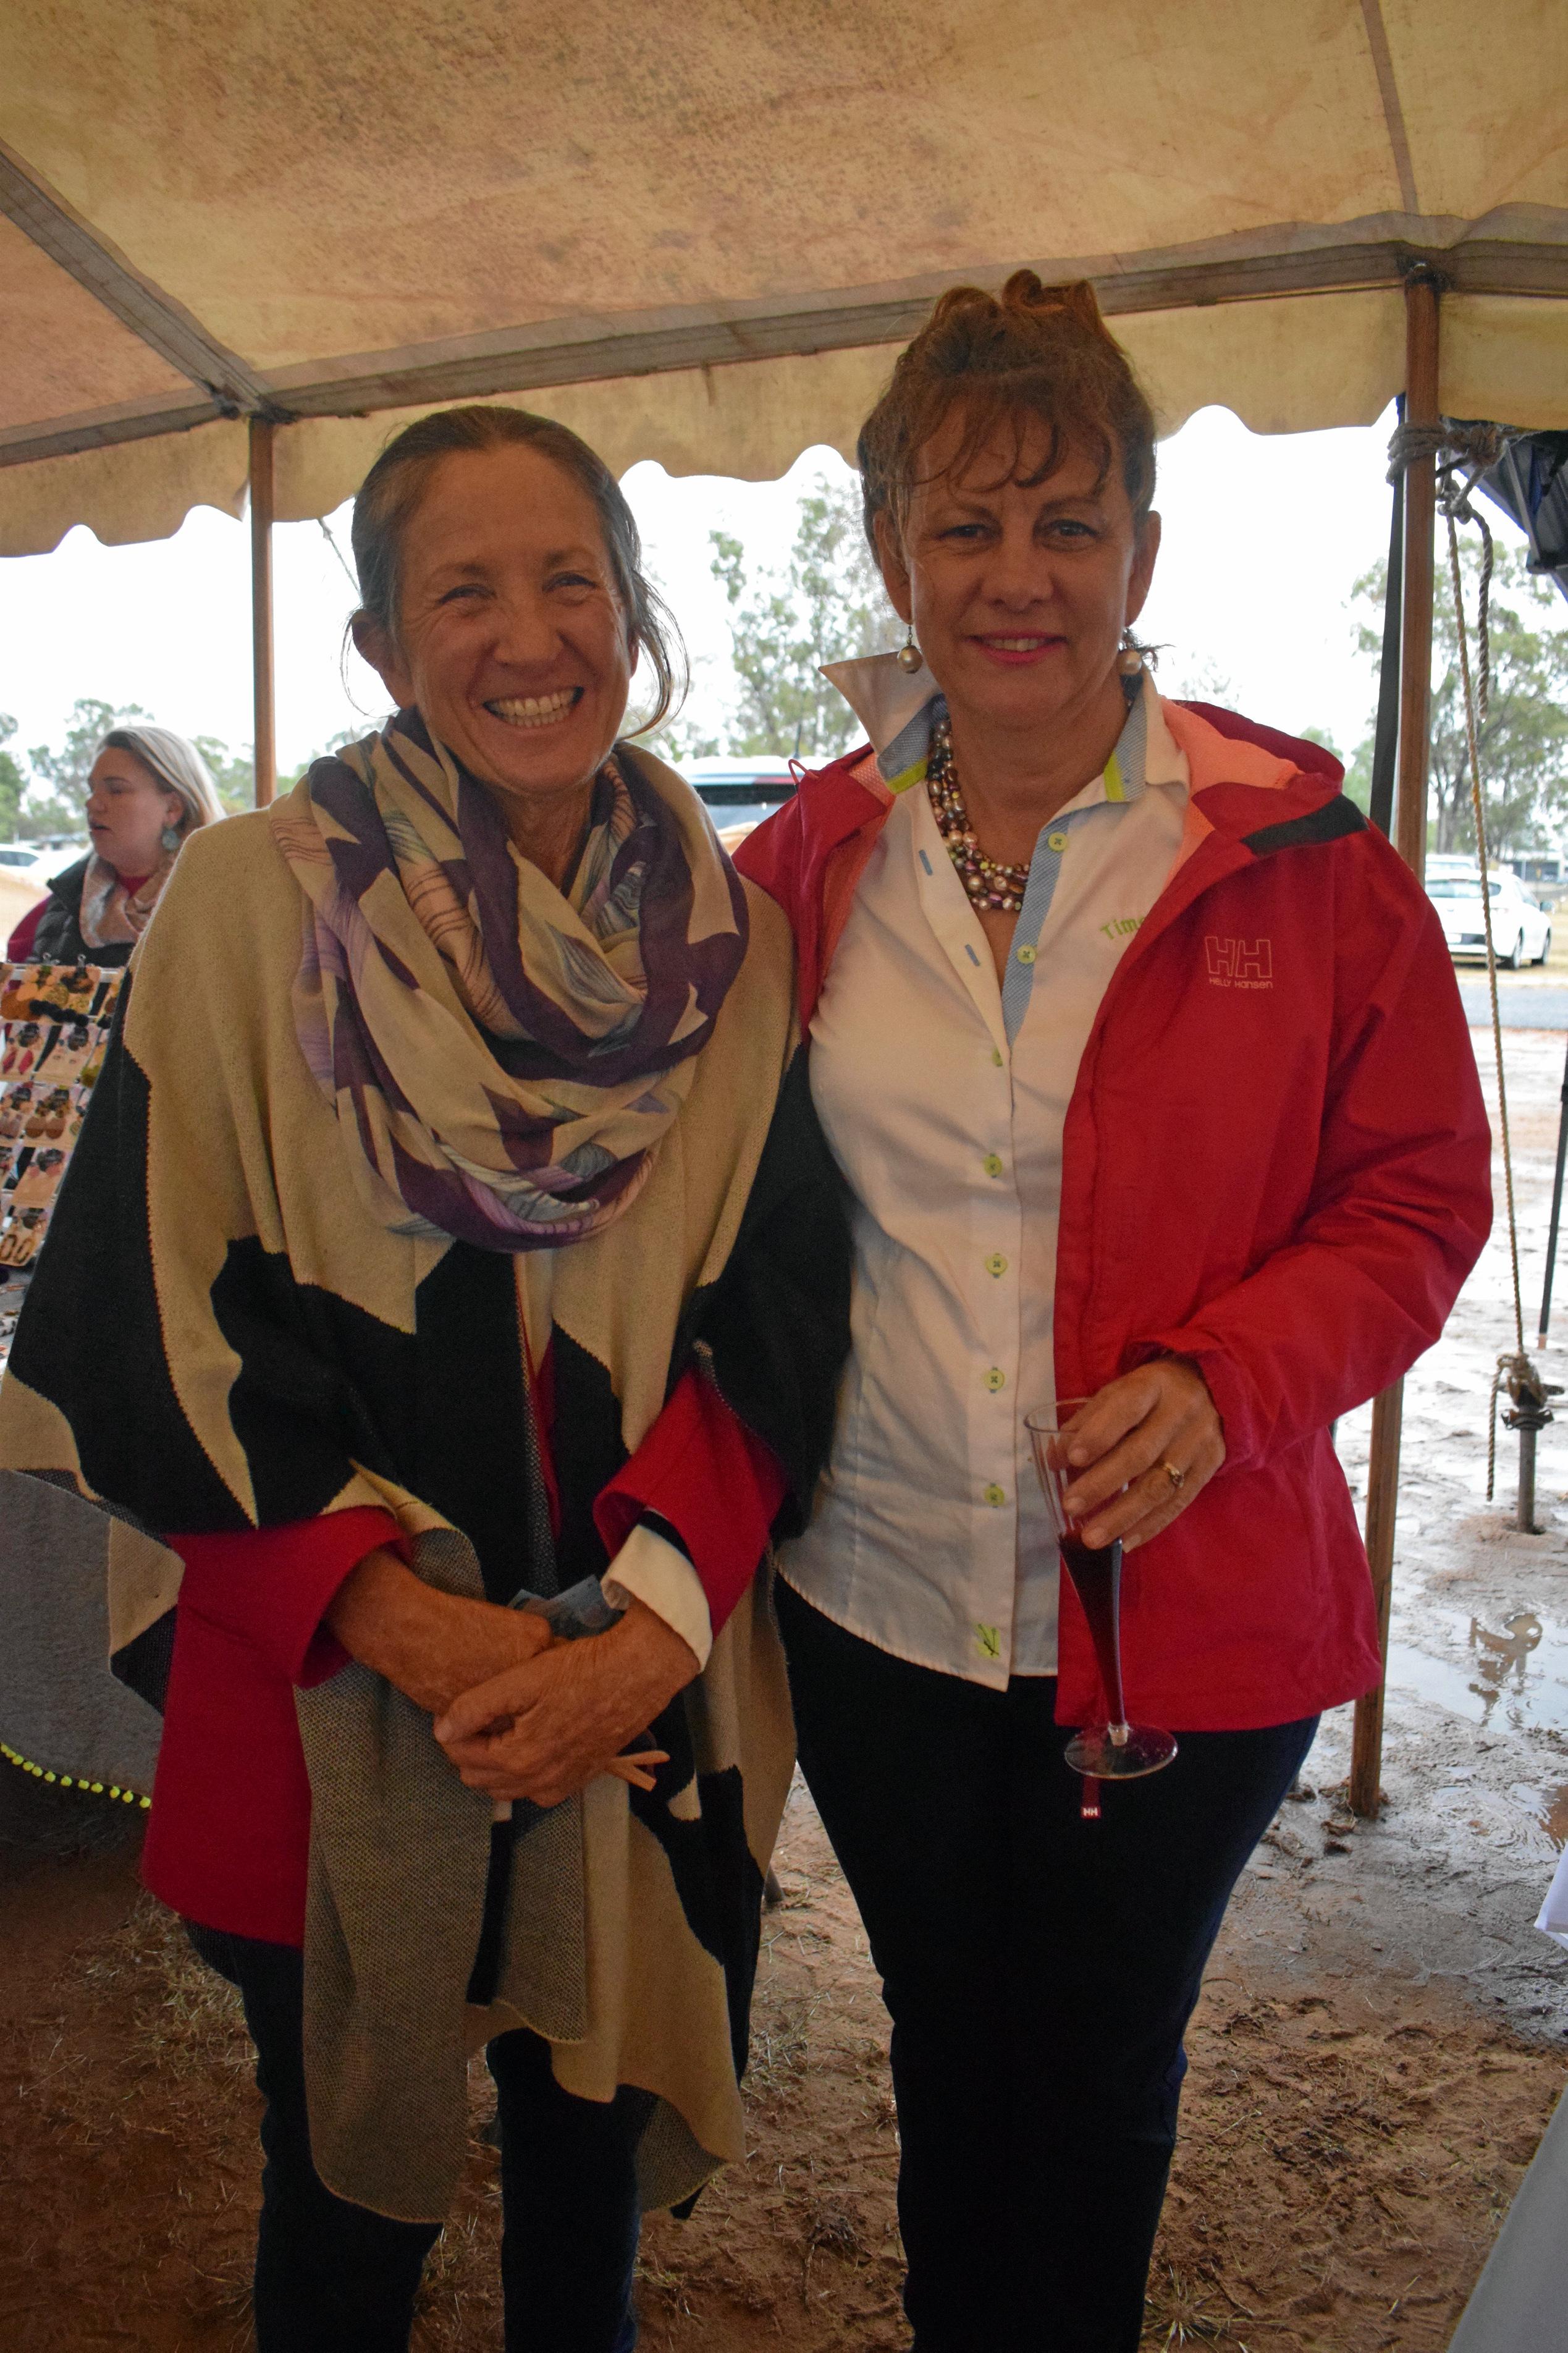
[819,651,940,792]
[749,690,1355,1035]
[820,650,1176,809]
[46,852,92,915]
[794,675,1347,861]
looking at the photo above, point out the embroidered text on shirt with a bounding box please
[1205,936,1274,990]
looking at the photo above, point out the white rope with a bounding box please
[1447,508,1525,1351]
[1443,493,1547,1498]
[317,515,359,591]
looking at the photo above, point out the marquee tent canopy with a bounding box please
[2,0,1567,557]
[1,0,1566,1988]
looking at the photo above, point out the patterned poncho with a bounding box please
[0,735,849,2224]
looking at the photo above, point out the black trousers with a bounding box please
[775,1580,1317,2353]
[190,1925,642,2353]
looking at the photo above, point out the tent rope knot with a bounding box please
[1487,1351,1560,1505]
[1386,416,1510,488]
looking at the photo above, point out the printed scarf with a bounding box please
[78,853,173,948]
[268,710,748,1250]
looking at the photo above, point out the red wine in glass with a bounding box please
[1026,1404,1178,1784]
[1059,1534,1128,1712]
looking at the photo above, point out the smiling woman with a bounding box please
[345,407,683,889]
[0,405,849,2349]
[735,272,1492,2352]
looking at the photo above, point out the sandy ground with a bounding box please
[2,1014,1568,2350]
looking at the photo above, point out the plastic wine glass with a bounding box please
[1024,1401,1178,1781]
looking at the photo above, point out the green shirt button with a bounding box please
[983,1152,1004,1178]
[984,1482,1007,1507]
[1016,944,1037,965]
[986,1366,1006,1392]
[985,1253,1008,1278]
[1047,830,1069,852]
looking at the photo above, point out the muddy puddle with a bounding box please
[1387,1600,1568,1752]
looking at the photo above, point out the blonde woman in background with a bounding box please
[6,725,224,966]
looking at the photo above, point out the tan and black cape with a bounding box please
[0,764,848,2224]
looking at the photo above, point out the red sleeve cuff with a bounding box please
[166,1508,403,1688]
[594,1371,786,1637]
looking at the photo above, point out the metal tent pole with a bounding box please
[1536,1036,1568,1347]
[1367,407,1404,842]
[249,417,277,808]
[1349,268,1441,1821]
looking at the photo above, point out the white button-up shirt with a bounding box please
[779,667,1189,1687]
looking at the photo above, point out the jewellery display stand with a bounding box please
[0,962,124,1369]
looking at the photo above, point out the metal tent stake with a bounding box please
[1498,1359,1559,1536]
[1512,1398,1546,1536]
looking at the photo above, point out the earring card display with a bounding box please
[0,963,124,1364]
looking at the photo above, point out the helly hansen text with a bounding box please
[1205,936,1274,990]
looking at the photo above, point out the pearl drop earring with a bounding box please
[1118,634,1144,677]
[895,622,923,675]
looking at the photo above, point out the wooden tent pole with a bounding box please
[249,417,277,808]
[1349,268,1441,1819]
[1393,274,1440,884]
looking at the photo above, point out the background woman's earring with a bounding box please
[895,623,923,674]
[159,824,182,853]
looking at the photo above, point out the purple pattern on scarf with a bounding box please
[443,724,746,1083]
[290,710,747,1251]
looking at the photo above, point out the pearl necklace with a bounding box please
[925,715,1032,915]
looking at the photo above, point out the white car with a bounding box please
[1425,854,1483,882]
[1427,867,1553,969]
[0,844,55,881]
[682,755,798,849]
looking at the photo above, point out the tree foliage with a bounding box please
[191,727,373,813]
[643,704,721,765]
[0,716,25,840]
[0,704,373,839]
[193,736,256,814]
[1347,544,1568,855]
[708,478,896,761]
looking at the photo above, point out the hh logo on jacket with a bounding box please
[1205,936,1274,990]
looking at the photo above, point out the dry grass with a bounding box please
[83,1903,251,2078]
[2,1798,1564,2352]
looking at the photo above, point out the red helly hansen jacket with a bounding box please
[735,699,1492,1731]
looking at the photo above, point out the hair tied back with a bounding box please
[858,270,1157,555]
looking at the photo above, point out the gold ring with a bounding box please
[1163,1461,1186,1492]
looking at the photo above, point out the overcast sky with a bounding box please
[0,398,1537,792]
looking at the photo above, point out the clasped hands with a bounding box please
[321,1361,1221,1806]
[326,1551,698,1808]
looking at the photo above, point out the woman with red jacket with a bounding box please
[0,405,844,2353]
[735,275,1490,2352]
